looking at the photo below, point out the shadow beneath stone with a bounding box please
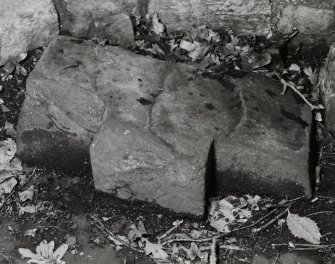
[204,140,216,217]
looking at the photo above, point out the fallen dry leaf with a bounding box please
[143,238,168,260]
[24,228,37,237]
[19,202,43,216]
[150,13,165,35]
[19,185,35,202]
[0,177,17,195]
[286,211,321,244]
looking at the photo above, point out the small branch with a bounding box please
[281,80,317,109]
[162,237,214,246]
[158,220,183,242]
[90,215,144,253]
[0,188,16,212]
[317,196,335,201]
[252,208,289,233]
[23,167,37,187]
[305,211,333,217]
[162,209,279,246]
[209,237,217,264]
[272,242,335,250]
[270,72,320,110]
[283,196,305,205]
[219,245,244,251]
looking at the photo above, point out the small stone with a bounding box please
[116,187,132,200]
[192,222,199,229]
[65,235,77,246]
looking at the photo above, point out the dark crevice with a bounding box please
[204,140,216,218]
[52,0,74,36]
[308,111,319,197]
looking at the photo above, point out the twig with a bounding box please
[272,243,335,249]
[271,72,320,110]
[219,245,244,251]
[209,237,217,264]
[289,247,320,251]
[90,215,144,253]
[282,80,319,110]
[317,196,335,201]
[239,209,277,229]
[252,208,289,233]
[158,220,183,242]
[321,232,333,238]
[162,237,215,246]
[282,196,305,205]
[305,211,333,217]
[23,167,37,187]
[162,209,278,246]
[0,188,16,212]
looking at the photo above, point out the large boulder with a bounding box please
[90,63,239,216]
[17,36,312,216]
[0,0,59,65]
[215,73,312,198]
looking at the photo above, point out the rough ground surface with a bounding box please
[0,167,334,264]
[17,36,312,215]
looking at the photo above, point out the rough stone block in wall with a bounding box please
[55,0,271,37]
[55,0,136,47]
[0,0,59,65]
[147,0,272,36]
[278,5,334,35]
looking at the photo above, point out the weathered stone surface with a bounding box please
[87,13,135,48]
[16,37,107,167]
[54,0,135,47]
[0,0,59,65]
[277,5,334,35]
[17,35,312,215]
[215,73,312,198]
[319,44,335,136]
[318,43,335,195]
[147,0,271,36]
[91,63,239,216]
